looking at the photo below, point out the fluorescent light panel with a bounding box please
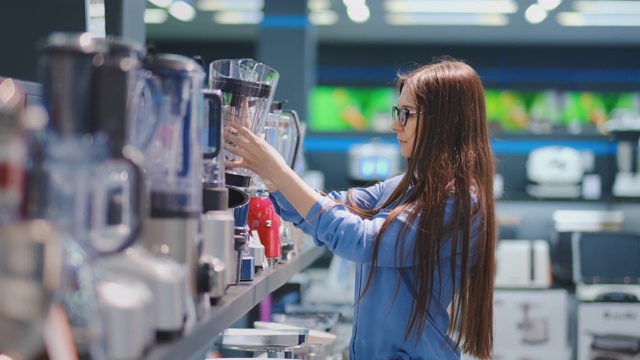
[213,11,264,24]
[169,0,196,21]
[144,8,169,23]
[309,10,339,25]
[573,0,640,14]
[347,4,370,23]
[387,13,509,25]
[148,0,172,8]
[557,12,640,26]
[384,0,518,14]
[525,4,548,24]
[308,0,332,11]
[197,0,263,11]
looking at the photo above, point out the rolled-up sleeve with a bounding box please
[301,196,418,267]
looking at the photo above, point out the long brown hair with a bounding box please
[343,57,496,359]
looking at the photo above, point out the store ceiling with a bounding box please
[145,0,640,45]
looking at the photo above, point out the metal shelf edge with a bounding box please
[144,244,327,360]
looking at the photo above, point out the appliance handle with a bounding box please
[89,158,143,254]
[203,89,223,159]
[283,109,302,171]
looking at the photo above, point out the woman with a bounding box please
[225,57,496,360]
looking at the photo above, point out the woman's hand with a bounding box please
[225,123,321,218]
[224,122,286,190]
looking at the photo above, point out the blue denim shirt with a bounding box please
[269,175,480,360]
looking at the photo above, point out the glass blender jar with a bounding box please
[209,58,279,188]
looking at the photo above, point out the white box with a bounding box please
[493,289,569,356]
[577,302,640,360]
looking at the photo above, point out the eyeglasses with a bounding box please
[392,105,421,127]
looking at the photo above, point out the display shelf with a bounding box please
[144,244,328,360]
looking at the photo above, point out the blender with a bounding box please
[258,101,302,263]
[209,58,279,188]
[38,33,186,357]
[209,58,279,278]
[141,53,214,324]
[200,86,235,302]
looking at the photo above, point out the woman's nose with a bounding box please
[390,116,402,132]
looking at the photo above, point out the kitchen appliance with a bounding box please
[216,327,309,358]
[199,86,233,303]
[517,303,549,344]
[347,138,402,184]
[95,274,154,360]
[248,194,282,267]
[141,53,208,324]
[494,239,552,289]
[38,33,188,353]
[588,333,640,360]
[551,210,624,287]
[201,87,228,211]
[526,146,584,199]
[39,33,147,356]
[209,58,279,188]
[254,321,337,360]
[248,101,303,264]
[606,109,640,197]
[572,231,640,302]
[228,187,251,285]
[265,101,301,173]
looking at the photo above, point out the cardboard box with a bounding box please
[577,302,640,360]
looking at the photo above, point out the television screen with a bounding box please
[309,86,397,132]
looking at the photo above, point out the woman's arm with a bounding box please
[224,123,320,218]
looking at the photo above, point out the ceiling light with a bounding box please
[387,13,509,25]
[525,4,548,23]
[309,10,339,25]
[384,0,518,14]
[557,12,640,26]
[213,11,264,24]
[197,0,263,11]
[308,0,332,11]
[538,0,562,11]
[347,4,370,23]
[344,0,366,6]
[144,8,169,23]
[169,0,196,21]
[573,0,640,14]
[148,0,173,8]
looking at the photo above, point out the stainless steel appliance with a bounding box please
[141,53,208,327]
[216,327,309,358]
[200,86,232,303]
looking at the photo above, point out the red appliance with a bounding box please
[247,195,282,266]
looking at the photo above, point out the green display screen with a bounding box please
[309,86,397,132]
[309,86,640,134]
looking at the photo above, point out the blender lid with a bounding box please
[40,32,107,54]
[210,77,272,99]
